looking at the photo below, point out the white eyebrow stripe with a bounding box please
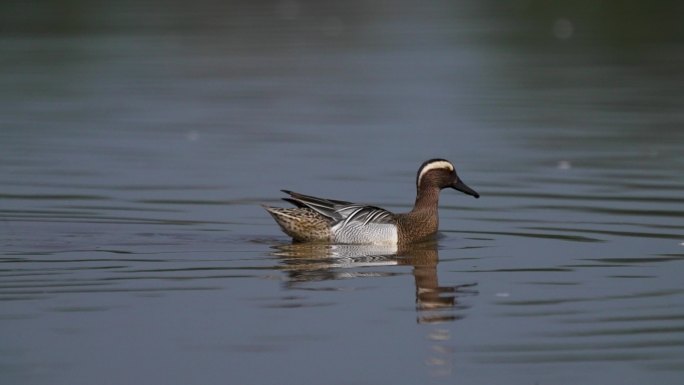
[417,161,454,185]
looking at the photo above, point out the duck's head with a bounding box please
[416,158,479,198]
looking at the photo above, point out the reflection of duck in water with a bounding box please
[263,159,479,244]
[271,241,477,324]
[398,244,477,324]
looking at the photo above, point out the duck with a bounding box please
[263,158,479,244]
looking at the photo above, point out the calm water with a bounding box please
[2,1,684,384]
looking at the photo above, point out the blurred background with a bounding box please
[1,1,684,384]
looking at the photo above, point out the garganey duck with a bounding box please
[263,159,479,244]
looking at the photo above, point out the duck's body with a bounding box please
[263,159,479,245]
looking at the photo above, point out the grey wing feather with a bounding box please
[282,190,353,206]
[281,190,352,220]
[336,205,395,226]
[281,191,394,225]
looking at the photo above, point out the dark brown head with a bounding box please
[416,158,480,198]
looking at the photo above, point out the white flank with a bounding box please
[417,160,454,186]
[331,222,398,245]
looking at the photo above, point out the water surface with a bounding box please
[2,1,684,384]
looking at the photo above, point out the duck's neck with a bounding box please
[413,185,441,214]
[396,185,441,243]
